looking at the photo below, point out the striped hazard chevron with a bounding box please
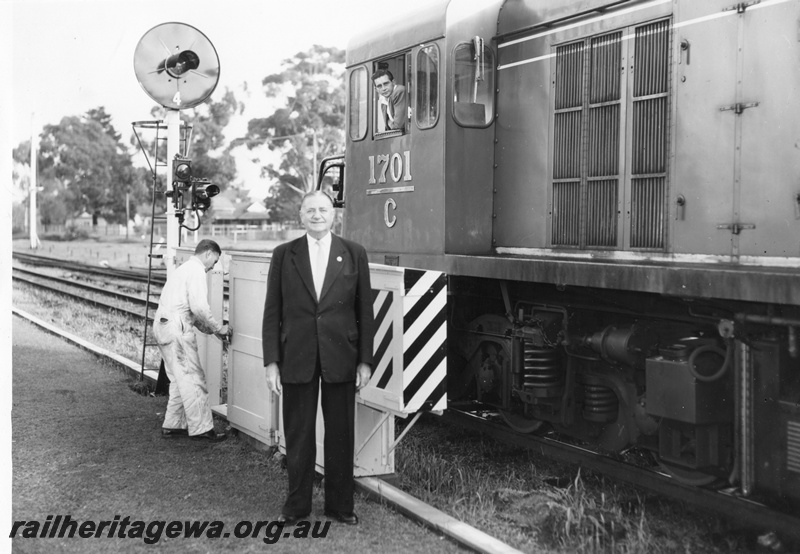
[369,268,447,413]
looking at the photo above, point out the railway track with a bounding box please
[12,267,156,320]
[12,252,230,317]
[444,405,800,544]
[12,251,167,285]
[12,251,231,295]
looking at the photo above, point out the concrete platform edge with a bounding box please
[12,307,146,384]
[356,477,524,554]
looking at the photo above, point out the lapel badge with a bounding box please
[337,256,343,262]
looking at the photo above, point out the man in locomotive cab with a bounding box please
[372,69,406,132]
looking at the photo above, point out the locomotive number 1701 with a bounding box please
[367,152,412,184]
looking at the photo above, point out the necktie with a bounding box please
[312,240,325,300]
[381,103,389,129]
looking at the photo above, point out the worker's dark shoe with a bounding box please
[324,510,358,525]
[277,513,310,526]
[161,428,188,438]
[190,429,227,442]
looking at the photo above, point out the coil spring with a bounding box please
[522,343,561,390]
[582,383,618,422]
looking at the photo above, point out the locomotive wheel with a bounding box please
[657,459,721,487]
[499,409,545,434]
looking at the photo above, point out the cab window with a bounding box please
[453,38,495,127]
[372,55,409,138]
[416,45,439,129]
[348,67,368,141]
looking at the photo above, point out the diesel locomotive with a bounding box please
[321,0,800,508]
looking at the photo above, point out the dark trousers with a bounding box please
[281,366,356,516]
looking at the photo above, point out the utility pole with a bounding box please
[29,113,40,250]
[125,192,130,241]
[312,128,318,189]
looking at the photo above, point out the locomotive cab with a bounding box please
[341,0,502,268]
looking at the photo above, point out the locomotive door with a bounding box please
[671,1,739,256]
[737,1,800,258]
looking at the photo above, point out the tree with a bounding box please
[235,45,346,222]
[176,89,239,188]
[32,107,147,226]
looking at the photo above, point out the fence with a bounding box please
[27,223,304,242]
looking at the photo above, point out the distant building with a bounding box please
[210,190,271,228]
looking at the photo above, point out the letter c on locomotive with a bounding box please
[384,198,397,228]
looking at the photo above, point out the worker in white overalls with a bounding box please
[154,239,231,441]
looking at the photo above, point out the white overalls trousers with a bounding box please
[153,257,222,436]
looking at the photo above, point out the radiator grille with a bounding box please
[632,98,668,175]
[788,420,800,474]
[554,111,582,179]
[630,20,670,249]
[586,179,618,246]
[555,42,584,109]
[549,19,670,251]
[589,104,620,176]
[631,178,665,248]
[590,32,622,103]
[552,181,581,246]
[634,20,670,97]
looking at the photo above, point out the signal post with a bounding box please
[165,109,181,275]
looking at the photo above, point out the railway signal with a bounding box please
[172,155,192,189]
[190,180,220,212]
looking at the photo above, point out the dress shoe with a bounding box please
[190,429,227,442]
[324,510,358,525]
[277,513,310,526]
[161,428,188,438]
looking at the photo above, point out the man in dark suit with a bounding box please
[262,190,375,526]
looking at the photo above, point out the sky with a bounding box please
[8,0,431,146]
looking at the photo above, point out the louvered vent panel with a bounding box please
[634,20,670,97]
[554,112,582,179]
[588,104,620,177]
[552,182,580,246]
[586,180,618,247]
[788,421,800,474]
[629,18,670,250]
[555,42,584,109]
[632,98,668,174]
[590,32,622,103]
[630,178,665,248]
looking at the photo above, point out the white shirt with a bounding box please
[156,256,222,335]
[307,232,331,298]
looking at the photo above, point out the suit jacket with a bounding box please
[262,234,375,384]
[382,84,406,130]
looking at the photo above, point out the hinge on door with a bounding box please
[717,222,755,235]
[724,1,760,13]
[719,102,759,115]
